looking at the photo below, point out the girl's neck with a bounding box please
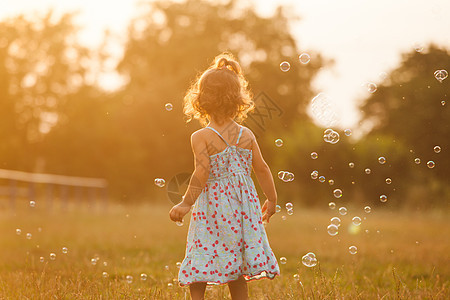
[208,117,235,129]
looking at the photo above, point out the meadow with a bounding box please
[0,199,448,299]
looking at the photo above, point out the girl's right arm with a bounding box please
[249,130,277,222]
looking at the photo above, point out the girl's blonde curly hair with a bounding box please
[183,53,254,127]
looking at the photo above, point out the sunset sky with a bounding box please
[2,0,450,127]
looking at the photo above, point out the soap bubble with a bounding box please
[323,128,340,144]
[275,139,284,147]
[276,205,281,213]
[281,215,287,221]
[333,189,343,198]
[282,171,295,182]
[364,206,371,213]
[318,176,326,183]
[330,217,341,227]
[378,157,386,164]
[311,152,318,159]
[414,158,421,164]
[338,207,347,215]
[385,178,392,184]
[39,257,45,263]
[328,179,334,185]
[328,202,336,210]
[26,233,32,240]
[311,170,319,180]
[327,224,339,236]
[414,43,424,52]
[62,247,68,254]
[293,274,300,281]
[287,209,294,216]
[154,178,165,188]
[176,261,182,268]
[352,216,362,226]
[365,168,371,174]
[285,202,293,210]
[367,82,377,93]
[442,100,446,106]
[126,275,133,284]
[176,220,184,226]
[299,53,310,64]
[348,162,355,168]
[427,161,435,168]
[348,246,358,255]
[434,69,448,83]
[311,93,340,127]
[301,252,317,267]
[50,253,56,260]
[140,273,148,281]
[278,171,285,179]
[102,272,109,278]
[379,195,388,202]
[29,200,36,208]
[434,146,441,153]
[280,61,290,72]
[280,257,287,264]
[16,229,21,235]
[344,129,352,136]
[91,258,98,266]
[165,103,173,111]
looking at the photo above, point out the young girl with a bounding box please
[169,53,280,300]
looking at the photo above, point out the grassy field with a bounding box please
[0,200,448,299]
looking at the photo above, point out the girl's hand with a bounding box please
[261,199,276,223]
[169,202,192,223]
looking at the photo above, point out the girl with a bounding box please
[169,53,280,300]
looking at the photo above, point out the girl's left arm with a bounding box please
[169,131,210,222]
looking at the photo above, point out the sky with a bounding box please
[1,0,450,128]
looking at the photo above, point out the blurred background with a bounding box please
[0,0,449,209]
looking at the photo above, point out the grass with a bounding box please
[0,199,448,299]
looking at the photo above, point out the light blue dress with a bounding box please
[178,125,280,286]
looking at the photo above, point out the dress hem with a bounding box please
[178,270,280,287]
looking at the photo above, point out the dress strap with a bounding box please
[205,126,230,147]
[236,126,244,145]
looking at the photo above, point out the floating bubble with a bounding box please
[385,178,392,184]
[287,209,294,216]
[103,261,108,267]
[333,189,343,198]
[29,200,36,208]
[311,170,319,180]
[378,157,386,164]
[344,129,352,136]
[414,43,424,52]
[328,179,334,185]
[280,257,287,264]
[165,103,173,111]
[434,69,448,83]
[49,253,56,260]
[39,257,45,263]
[175,262,182,268]
[365,168,371,174]
[285,202,293,210]
[442,100,446,106]
[102,271,109,278]
[275,139,284,147]
[311,152,318,159]
[380,194,388,202]
[349,246,358,255]
[327,224,339,236]
[323,128,340,144]
[16,229,21,235]
[352,216,362,226]
[364,206,371,213]
[165,265,170,271]
[176,220,184,226]
[293,274,300,281]
[330,217,341,227]
[62,247,68,254]
[278,171,285,180]
[126,275,133,284]
[414,158,421,164]
[311,93,340,127]
[301,252,318,267]
[329,202,336,210]
[140,273,148,281]
[280,61,290,72]
[154,178,165,188]
[91,258,98,266]
[299,53,310,64]
[167,282,173,287]
[318,176,325,183]
[427,161,435,168]
[434,146,441,153]
[282,172,295,182]
[338,207,347,215]
[348,162,355,168]
[276,205,281,213]
[367,82,377,93]
[26,233,32,240]
[281,215,287,221]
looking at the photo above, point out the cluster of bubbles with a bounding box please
[165,103,173,111]
[311,93,340,127]
[323,128,340,144]
[275,139,284,147]
[285,202,294,216]
[434,69,448,83]
[280,61,290,72]
[154,178,165,188]
[327,216,340,236]
[301,252,318,267]
[278,171,295,182]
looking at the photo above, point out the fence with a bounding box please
[0,168,108,211]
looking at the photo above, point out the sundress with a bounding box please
[178,125,280,286]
